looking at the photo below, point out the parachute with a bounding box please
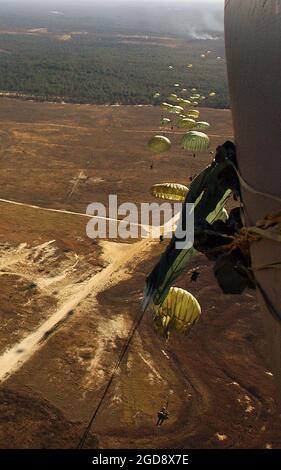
[181,131,210,152]
[187,64,193,68]
[167,94,178,103]
[194,121,211,131]
[161,118,172,126]
[177,98,191,107]
[143,142,238,310]
[148,136,171,153]
[209,92,216,97]
[174,84,180,88]
[187,109,200,119]
[151,183,188,202]
[168,105,184,115]
[152,287,201,338]
[182,99,191,107]
[153,93,160,99]
[177,118,196,129]
[161,102,173,111]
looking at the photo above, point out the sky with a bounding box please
[0,0,225,37]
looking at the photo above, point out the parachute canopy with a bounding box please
[151,183,188,202]
[194,121,211,131]
[148,135,171,153]
[177,117,196,129]
[161,102,173,111]
[161,118,172,126]
[167,94,178,103]
[181,131,210,152]
[187,109,200,119]
[152,287,201,338]
[209,92,216,97]
[153,92,160,99]
[168,105,184,114]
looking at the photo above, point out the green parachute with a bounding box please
[181,131,210,151]
[177,118,196,129]
[148,136,171,153]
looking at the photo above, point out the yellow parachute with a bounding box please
[168,105,184,114]
[187,64,193,68]
[161,118,171,126]
[167,94,178,103]
[177,117,196,129]
[152,287,201,338]
[182,99,192,107]
[148,135,171,153]
[187,109,200,119]
[194,121,211,131]
[151,183,188,202]
[160,102,173,111]
[181,131,210,151]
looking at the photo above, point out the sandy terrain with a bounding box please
[0,100,280,449]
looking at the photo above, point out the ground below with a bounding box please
[0,100,280,449]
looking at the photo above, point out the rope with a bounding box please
[77,306,146,449]
[228,161,281,204]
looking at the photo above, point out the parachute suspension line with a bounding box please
[229,161,281,204]
[77,306,146,449]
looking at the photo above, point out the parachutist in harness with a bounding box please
[156,406,169,426]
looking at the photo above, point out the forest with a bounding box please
[0,33,228,107]
[0,1,228,107]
